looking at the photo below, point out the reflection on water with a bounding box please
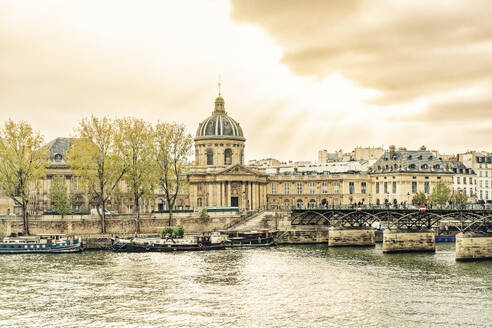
[0,243,491,327]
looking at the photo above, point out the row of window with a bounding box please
[455,177,475,185]
[375,181,430,194]
[479,171,491,177]
[479,180,492,188]
[271,182,342,195]
[479,190,490,200]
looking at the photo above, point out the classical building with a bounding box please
[188,93,267,210]
[459,151,492,203]
[368,146,454,206]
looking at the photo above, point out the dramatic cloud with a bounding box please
[231,0,492,104]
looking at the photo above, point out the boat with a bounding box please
[224,230,277,247]
[0,233,85,253]
[110,232,226,252]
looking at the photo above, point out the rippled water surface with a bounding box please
[1,243,491,327]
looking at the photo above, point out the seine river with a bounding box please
[1,243,491,328]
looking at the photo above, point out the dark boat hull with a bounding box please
[112,242,225,252]
[0,244,85,254]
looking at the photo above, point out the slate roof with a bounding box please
[45,137,73,166]
[369,150,453,174]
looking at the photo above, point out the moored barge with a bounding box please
[224,230,277,247]
[0,234,85,253]
[111,232,226,252]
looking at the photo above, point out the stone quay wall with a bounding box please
[382,231,435,253]
[328,228,375,247]
[0,212,241,237]
[456,232,492,261]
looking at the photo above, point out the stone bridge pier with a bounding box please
[456,232,492,261]
[328,228,375,247]
[382,230,435,253]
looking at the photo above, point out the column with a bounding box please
[221,182,225,207]
[251,182,256,209]
[249,182,252,210]
[227,181,231,207]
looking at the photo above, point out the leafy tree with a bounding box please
[429,180,451,207]
[451,191,468,207]
[199,207,209,223]
[0,120,49,235]
[412,192,427,206]
[50,175,74,217]
[68,116,126,234]
[115,118,156,234]
[153,122,193,227]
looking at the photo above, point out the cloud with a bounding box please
[231,0,492,104]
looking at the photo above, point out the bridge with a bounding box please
[291,208,492,232]
[289,208,492,260]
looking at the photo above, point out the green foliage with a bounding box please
[0,120,49,235]
[160,225,184,238]
[451,192,468,205]
[50,175,74,217]
[68,116,127,233]
[429,180,451,207]
[153,122,193,226]
[412,192,427,206]
[115,118,157,223]
[199,208,209,223]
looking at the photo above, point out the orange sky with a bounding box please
[1,0,491,161]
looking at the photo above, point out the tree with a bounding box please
[412,192,427,206]
[115,118,156,234]
[0,120,49,235]
[50,175,74,217]
[451,191,468,208]
[68,116,126,234]
[153,122,193,227]
[429,180,451,207]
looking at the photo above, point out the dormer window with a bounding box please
[409,164,416,169]
[418,155,422,160]
[408,155,412,160]
[422,164,428,169]
[433,164,440,169]
[54,154,63,162]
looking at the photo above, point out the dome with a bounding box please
[195,95,245,141]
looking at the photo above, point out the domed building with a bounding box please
[188,93,268,210]
[194,94,245,166]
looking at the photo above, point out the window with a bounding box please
[309,183,315,194]
[409,164,416,169]
[392,181,396,194]
[296,199,304,209]
[206,149,213,165]
[224,148,232,165]
[463,177,467,185]
[272,183,277,195]
[334,183,339,194]
[197,198,202,207]
[424,181,430,194]
[469,177,472,185]
[412,181,417,194]
[361,182,366,194]
[486,191,489,200]
[285,184,290,194]
[480,190,483,199]
[376,182,379,194]
[297,183,303,194]
[197,184,202,192]
[322,182,327,194]
[384,182,388,194]
[457,177,460,184]
[349,182,355,194]
[486,180,489,188]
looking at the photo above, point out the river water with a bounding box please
[0,243,491,328]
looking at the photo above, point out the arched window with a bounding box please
[54,153,63,162]
[207,149,213,165]
[283,199,290,210]
[308,199,316,208]
[296,199,304,209]
[321,199,328,208]
[224,148,232,165]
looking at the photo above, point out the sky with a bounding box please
[1,0,491,162]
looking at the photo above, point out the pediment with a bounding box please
[217,164,260,176]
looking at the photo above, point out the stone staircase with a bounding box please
[226,210,277,231]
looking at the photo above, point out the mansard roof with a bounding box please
[370,150,453,174]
